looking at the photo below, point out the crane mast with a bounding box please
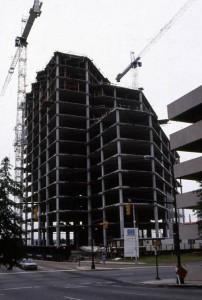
[14,1,42,190]
[1,1,42,214]
[116,0,195,82]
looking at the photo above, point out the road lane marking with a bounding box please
[113,290,148,296]
[1,286,46,291]
[65,286,88,289]
[0,269,76,275]
[64,297,83,300]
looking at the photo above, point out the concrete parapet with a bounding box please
[174,156,202,181]
[176,190,200,209]
[168,85,202,123]
[179,223,199,240]
[170,120,202,152]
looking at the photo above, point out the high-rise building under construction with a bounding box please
[24,52,178,250]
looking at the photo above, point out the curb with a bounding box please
[74,267,202,288]
[139,281,202,289]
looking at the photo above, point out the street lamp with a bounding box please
[143,155,160,239]
[144,155,181,268]
[87,194,96,270]
[171,163,181,269]
[136,155,161,279]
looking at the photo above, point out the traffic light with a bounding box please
[152,240,157,247]
[125,203,132,215]
[103,220,109,229]
[33,206,38,221]
[152,239,161,248]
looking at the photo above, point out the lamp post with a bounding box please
[88,193,96,270]
[144,155,181,268]
[144,154,161,279]
[171,163,181,268]
[143,155,159,238]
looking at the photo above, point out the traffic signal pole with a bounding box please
[152,240,161,280]
[90,217,109,270]
[155,248,160,280]
[132,203,136,227]
[90,220,95,270]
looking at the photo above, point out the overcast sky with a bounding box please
[0,0,201,210]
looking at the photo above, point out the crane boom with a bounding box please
[22,0,42,41]
[116,0,195,82]
[1,0,42,96]
[1,48,21,96]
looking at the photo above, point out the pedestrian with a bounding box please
[101,253,106,264]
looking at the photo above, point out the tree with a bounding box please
[0,157,26,269]
[196,181,202,238]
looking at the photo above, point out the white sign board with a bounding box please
[124,228,139,258]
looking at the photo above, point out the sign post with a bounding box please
[124,228,139,260]
[152,239,161,280]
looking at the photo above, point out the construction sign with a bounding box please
[124,228,139,259]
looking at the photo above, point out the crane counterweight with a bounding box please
[116,56,142,82]
[33,0,42,13]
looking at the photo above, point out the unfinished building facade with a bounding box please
[24,52,178,250]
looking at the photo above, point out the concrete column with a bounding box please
[55,54,60,246]
[116,108,124,239]
[85,60,92,246]
[31,100,35,245]
[149,114,159,238]
[100,122,107,246]
[160,130,167,237]
[46,106,50,245]
[139,90,143,111]
[31,193,36,245]
[38,102,42,245]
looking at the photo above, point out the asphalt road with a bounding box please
[0,261,201,300]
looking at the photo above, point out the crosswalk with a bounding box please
[64,281,122,289]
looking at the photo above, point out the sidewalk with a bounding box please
[140,277,202,288]
[142,264,202,288]
[73,260,202,288]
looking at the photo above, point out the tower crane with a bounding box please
[1,1,42,197]
[116,0,195,83]
[1,0,42,96]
